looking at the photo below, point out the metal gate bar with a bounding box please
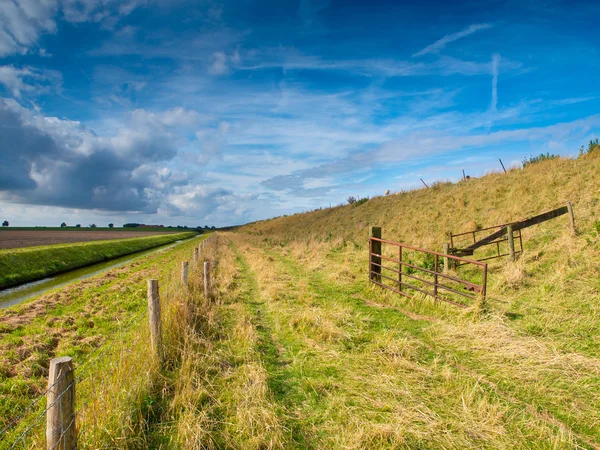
[369,236,487,308]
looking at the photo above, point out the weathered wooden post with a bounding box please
[433,254,439,299]
[369,227,382,282]
[147,279,162,361]
[398,246,403,292]
[442,243,450,273]
[194,247,199,262]
[182,261,189,287]
[46,356,76,450]
[204,261,211,299]
[566,201,576,235]
[506,225,515,262]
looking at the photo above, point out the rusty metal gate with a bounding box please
[369,233,487,308]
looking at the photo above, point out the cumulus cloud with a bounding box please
[0,98,194,212]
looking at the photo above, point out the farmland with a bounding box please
[0,232,197,289]
[2,154,600,448]
[0,229,179,250]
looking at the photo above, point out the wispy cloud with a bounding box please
[413,23,493,57]
[490,53,500,111]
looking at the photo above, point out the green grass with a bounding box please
[0,233,210,448]
[0,232,197,289]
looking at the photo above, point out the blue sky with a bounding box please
[0,0,598,227]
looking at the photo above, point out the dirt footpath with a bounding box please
[0,230,175,249]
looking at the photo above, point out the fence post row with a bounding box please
[369,227,382,282]
[46,356,76,450]
[147,279,163,362]
[38,244,222,448]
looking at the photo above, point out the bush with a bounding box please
[580,138,600,156]
[347,196,357,205]
[522,152,558,167]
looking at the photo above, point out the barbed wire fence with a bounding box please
[0,234,216,450]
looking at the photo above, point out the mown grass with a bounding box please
[0,232,197,289]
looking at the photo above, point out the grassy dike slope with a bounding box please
[0,232,196,289]
[215,153,600,448]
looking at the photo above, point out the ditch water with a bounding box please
[0,236,201,309]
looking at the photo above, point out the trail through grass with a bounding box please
[227,233,597,449]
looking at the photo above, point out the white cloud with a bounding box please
[0,0,148,57]
[0,0,58,56]
[0,64,61,97]
[413,23,493,57]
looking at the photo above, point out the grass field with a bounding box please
[0,232,197,289]
[2,154,600,448]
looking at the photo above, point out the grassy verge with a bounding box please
[0,233,209,448]
[0,232,197,289]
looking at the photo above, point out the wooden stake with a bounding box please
[369,227,382,282]
[462,169,466,181]
[46,357,76,450]
[499,158,507,173]
[204,261,211,299]
[433,254,439,298]
[566,201,576,235]
[507,225,515,262]
[194,247,199,262]
[147,279,162,361]
[443,243,450,273]
[182,261,189,287]
[420,178,429,188]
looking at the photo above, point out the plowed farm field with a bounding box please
[0,230,176,249]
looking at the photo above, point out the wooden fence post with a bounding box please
[433,254,439,298]
[369,227,382,282]
[182,261,189,287]
[147,279,162,361]
[194,247,199,262]
[566,201,576,235]
[46,356,76,450]
[507,225,515,261]
[204,261,211,299]
[443,243,450,272]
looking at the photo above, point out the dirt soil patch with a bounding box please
[0,230,176,249]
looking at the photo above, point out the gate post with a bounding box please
[442,243,450,272]
[507,225,515,261]
[369,227,382,282]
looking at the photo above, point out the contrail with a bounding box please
[491,53,500,111]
